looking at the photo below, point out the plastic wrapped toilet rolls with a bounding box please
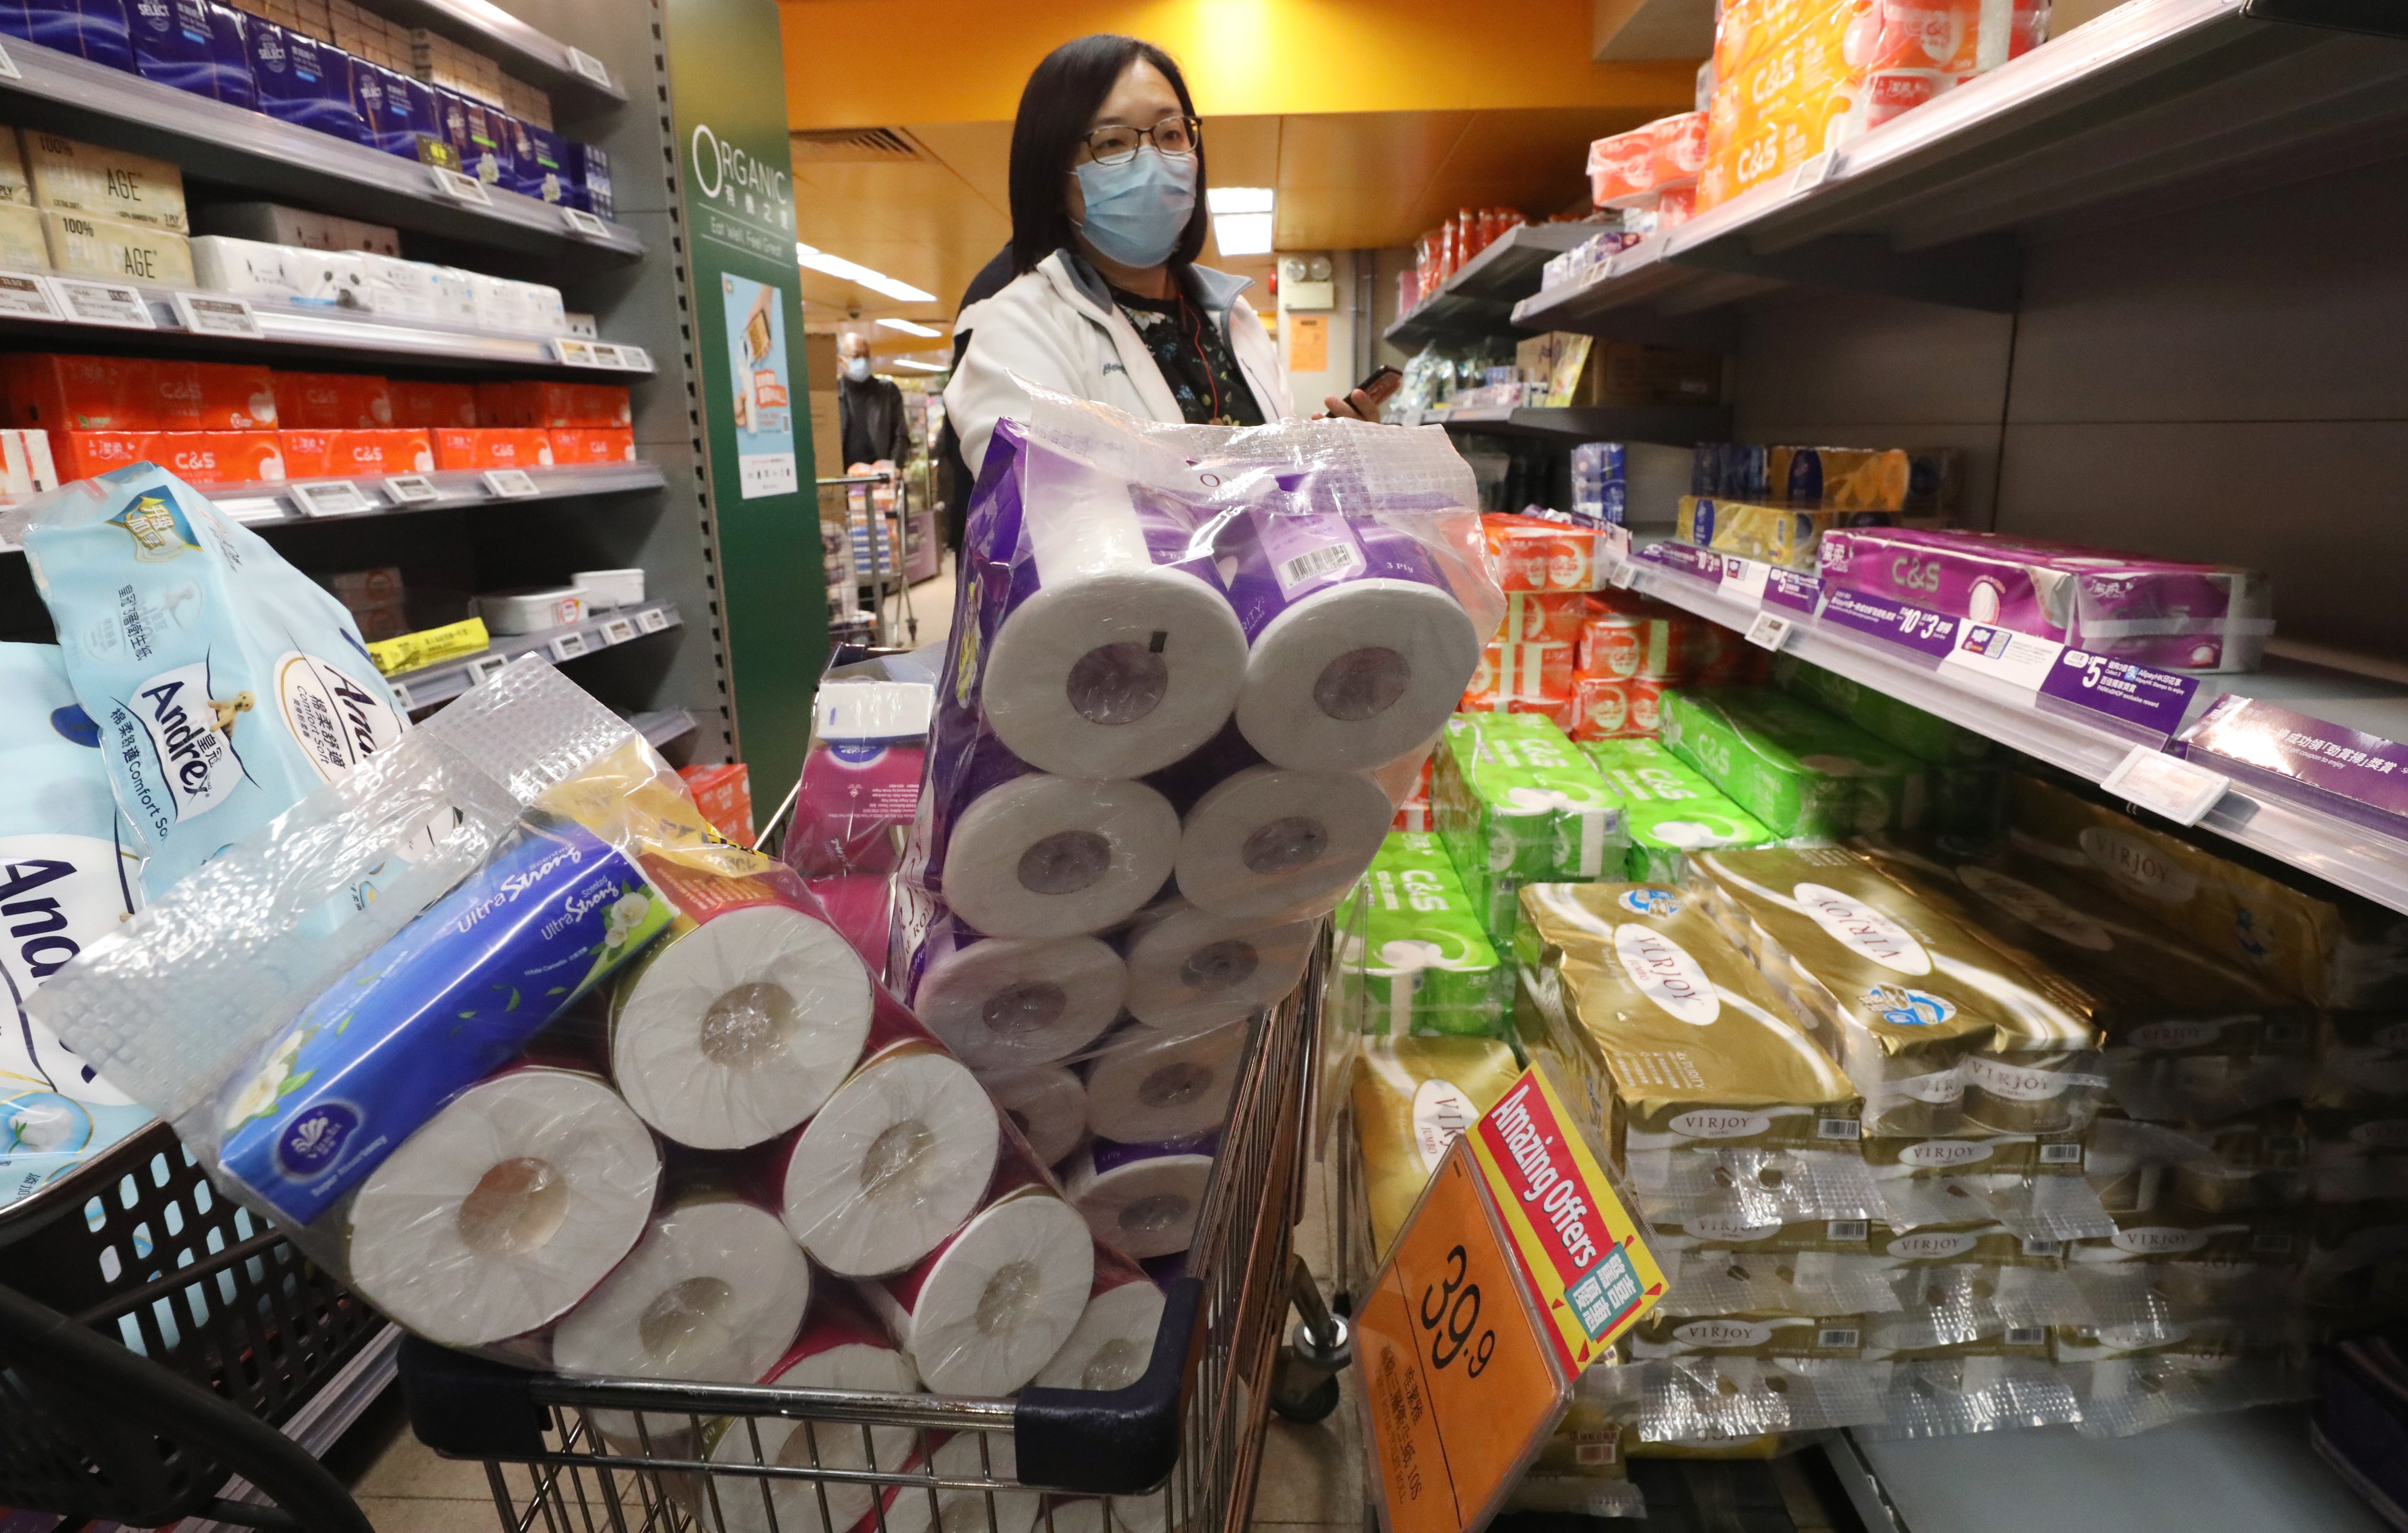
[772,1045,1000,1277]
[913,932,1126,1069]
[938,771,1179,940]
[1035,1273,1167,1390]
[551,1198,811,1429]
[975,452,1248,780]
[1066,1137,1213,1258]
[1122,900,1314,1036]
[698,1297,921,1533]
[1173,763,1391,921]
[344,1067,661,1348]
[1085,1024,1246,1144]
[610,902,875,1149]
[981,1065,1087,1168]
[866,1192,1095,1396]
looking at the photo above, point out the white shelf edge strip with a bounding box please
[388,600,681,711]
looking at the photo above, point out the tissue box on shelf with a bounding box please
[1587,113,1705,208]
[323,564,408,641]
[4,353,157,430]
[278,427,433,478]
[0,202,47,270]
[1677,496,1892,572]
[557,141,612,219]
[154,360,280,429]
[51,430,284,484]
[1335,830,1512,1039]
[1485,512,1607,591]
[389,381,479,429]
[1816,527,2274,674]
[39,208,194,284]
[247,21,368,143]
[476,585,585,635]
[1766,446,1958,515]
[198,201,399,255]
[432,427,554,470]
[203,4,259,109]
[1659,686,1926,839]
[547,428,636,465]
[129,0,219,95]
[273,371,391,430]
[191,234,302,303]
[479,381,633,429]
[1433,711,1626,944]
[1581,738,1775,883]
[21,131,188,231]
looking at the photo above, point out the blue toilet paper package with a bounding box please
[0,641,146,1208]
[20,462,408,902]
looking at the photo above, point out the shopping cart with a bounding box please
[820,473,920,649]
[0,1119,386,1531]
[399,934,1329,1533]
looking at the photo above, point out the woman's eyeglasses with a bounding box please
[1082,115,1201,166]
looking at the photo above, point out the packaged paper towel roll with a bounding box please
[1035,1272,1167,1390]
[981,459,1248,780]
[982,1065,1088,1168]
[345,1067,660,1348]
[553,1197,812,1451]
[1084,1024,1245,1144]
[914,933,1126,1069]
[1173,764,1392,922]
[1066,1138,1213,1259]
[1122,900,1314,1037]
[697,1296,921,1533]
[774,1046,1000,1277]
[610,903,876,1150]
[1223,515,1482,773]
[942,773,1180,940]
[866,1192,1095,1396]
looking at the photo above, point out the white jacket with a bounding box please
[945,249,1294,475]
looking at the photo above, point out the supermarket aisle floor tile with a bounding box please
[1253,1396,1365,1525]
[358,1494,501,1532]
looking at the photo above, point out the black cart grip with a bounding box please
[1012,1276,1206,1496]
[397,1333,551,1458]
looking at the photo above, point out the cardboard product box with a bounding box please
[197,429,285,482]
[190,234,299,302]
[1659,686,1926,839]
[557,141,612,220]
[21,131,188,231]
[501,72,551,131]
[427,265,478,325]
[4,353,158,431]
[42,208,193,285]
[431,426,552,470]
[353,252,439,319]
[248,19,367,143]
[504,119,566,202]
[1335,830,1513,1039]
[0,132,28,208]
[199,201,399,256]
[388,379,478,429]
[281,426,430,478]
[51,428,148,482]
[678,763,754,847]
[204,3,260,110]
[1434,711,1627,944]
[129,0,217,94]
[0,429,58,494]
[547,428,635,465]
[20,0,135,69]
[273,370,391,429]
[324,563,402,607]
[1550,340,1719,407]
[153,360,279,430]
[0,202,48,272]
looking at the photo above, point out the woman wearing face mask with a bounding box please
[945,35,1381,477]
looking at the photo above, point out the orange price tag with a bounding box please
[1358,1142,1569,1533]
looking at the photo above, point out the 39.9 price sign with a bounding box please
[1358,1142,1568,1533]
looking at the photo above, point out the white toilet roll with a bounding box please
[345,1067,659,1348]
[775,1047,1000,1278]
[1236,571,1482,774]
[981,465,1248,780]
[1025,1494,1165,1533]
[1173,765,1391,921]
[1083,1025,1245,1145]
[1122,902,1312,1037]
[611,904,876,1150]
[866,1193,1094,1397]
[1035,1275,1167,1390]
[698,1299,922,1533]
[1065,1140,1213,1260]
[874,1431,1042,1533]
[982,1066,1088,1168]
[942,775,1180,941]
[914,935,1126,1069]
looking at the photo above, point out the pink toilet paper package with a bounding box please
[1815,527,2273,673]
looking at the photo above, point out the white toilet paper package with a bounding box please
[28,663,1147,1399]
[6,462,409,906]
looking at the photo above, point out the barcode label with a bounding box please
[1816,1328,1861,1350]
[1816,1118,1860,1142]
[1574,1430,1616,1466]
[1277,542,1362,590]
[1826,1220,1869,1241]
[2021,1237,2062,1257]
[2005,1327,2047,1346]
[2039,1142,2084,1165]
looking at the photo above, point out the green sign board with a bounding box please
[666,0,822,804]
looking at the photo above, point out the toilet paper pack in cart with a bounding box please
[31,661,1167,1414]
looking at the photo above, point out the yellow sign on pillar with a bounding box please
[1289,313,1329,372]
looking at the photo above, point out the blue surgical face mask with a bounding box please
[844,355,871,382]
[1072,145,1197,270]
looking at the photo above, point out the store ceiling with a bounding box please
[777,0,1696,356]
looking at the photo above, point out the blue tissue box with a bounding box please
[436,88,513,188]
[249,20,364,143]
[129,0,213,93]
[204,2,253,108]
[506,119,566,202]
[362,60,437,158]
[23,1,134,69]
[559,141,612,220]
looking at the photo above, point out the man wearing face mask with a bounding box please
[835,331,910,472]
[946,35,1386,478]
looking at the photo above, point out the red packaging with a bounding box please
[388,381,480,429]
[1476,640,1574,700]
[680,762,755,848]
[1587,128,1656,207]
[208,431,287,482]
[1459,688,1581,734]
[52,430,149,481]
[1483,514,1603,592]
[1392,756,1433,833]
[1624,677,1666,735]
[1578,611,1687,680]
[432,428,557,470]
[5,354,158,431]
[1649,113,1709,188]
[154,361,279,431]
[275,372,394,430]
[289,429,435,477]
[1498,590,1600,644]
[548,427,637,465]
[484,381,633,428]
[1571,677,1628,739]
[1654,185,1698,230]
[278,429,340,479]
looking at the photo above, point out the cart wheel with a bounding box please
[1270,1357,1343,1423]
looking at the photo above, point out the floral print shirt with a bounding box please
[1112,285,1266,428]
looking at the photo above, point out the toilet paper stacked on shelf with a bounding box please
[899,387,1503,1220]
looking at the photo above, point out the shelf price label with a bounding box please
[2102,745,2231,827]
[428,165,495,207]
[467,655,509,686]
[565,46,613,86]
[635,607,669,634]
[599,617,637,645]
[171,291,264,338]
[551,337,599,367]
[387,679,414,711]
[50,278,156,329]
[616,344,653,373]
[1641,541,1722,585]
[1745,611,1796,652]
[382,474,441,505]
[587,343,627,370]
[290,480,374,518]
[0,271,63,322]
[550,631,589,662]
[482,468,541,499]
[560,207,612,239]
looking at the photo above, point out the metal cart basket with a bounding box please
[400,936,1329,1533]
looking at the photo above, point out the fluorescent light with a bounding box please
[1212,212,1273,256]
[795,241,936,303]
[890,357,947,372]
[1207,186,1273,214]
[877,317,943,337]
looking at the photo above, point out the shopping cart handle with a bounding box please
[1012,1275,1206,1496]
[397,1334,553,1458]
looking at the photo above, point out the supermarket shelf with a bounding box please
[1514,0,2408,340]
[1385,222,1593,349]
[368,0,630,107]
[215,461,665,528]
[389,599,680,710]
[1413,403,1729,446]
[630,708,698,748]
[181,1326,404,1533]
[1618,543,2408,917]
[0,34,644,262]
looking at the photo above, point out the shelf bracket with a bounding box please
[2242,0,2408,37]
[1669,229,2023,313]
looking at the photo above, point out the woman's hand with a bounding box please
[1318,387,1387,422]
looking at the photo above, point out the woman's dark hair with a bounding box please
[1008,34,1209,276]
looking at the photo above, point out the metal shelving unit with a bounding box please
[364,0,631,106]
[1515,0,2408,343]
[1385,220,1593,349]
[385,599,682,710]
[1401,402,1729,444]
